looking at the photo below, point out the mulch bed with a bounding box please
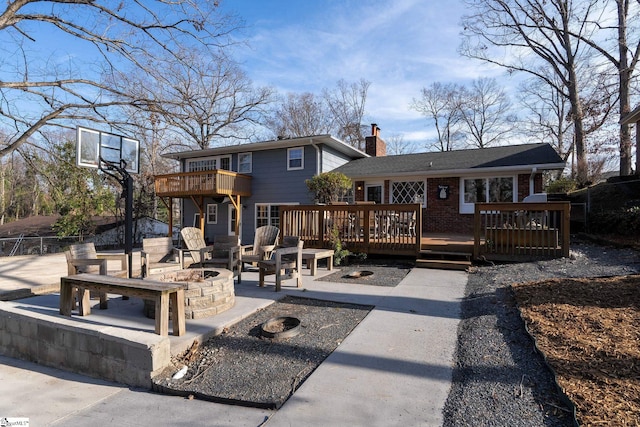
[153,296,373,409]
[512,275,640,426]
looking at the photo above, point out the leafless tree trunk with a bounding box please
[461,0,595,185]
[566,0,640,176]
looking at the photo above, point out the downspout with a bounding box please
[529,167,537,196]
[311,139,321,175]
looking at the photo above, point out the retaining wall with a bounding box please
[0,303,171,388]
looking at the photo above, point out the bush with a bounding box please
[588,206,640,236]
[546,177,577,194]
[306,172,351,204]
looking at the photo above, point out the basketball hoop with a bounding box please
[76,126,140,278]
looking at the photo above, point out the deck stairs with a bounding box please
[416,234,474,271]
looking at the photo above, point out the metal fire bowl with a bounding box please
[261,316,301,340]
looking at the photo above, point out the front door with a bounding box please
[228,205,241,240]
[366,184,383,204]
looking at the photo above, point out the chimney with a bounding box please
[365,123,386,157]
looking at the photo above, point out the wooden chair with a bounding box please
[66,243,128,278]
[65,242,129,309]
[258,236,304,291]
[140,237,181,278]
[241,225,280,270]
[180,227,209,266]
[180,228,242,282]
[198,235,242,283]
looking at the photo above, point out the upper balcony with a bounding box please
[154,170,252,198]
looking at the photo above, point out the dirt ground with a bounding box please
[512,275,640,426]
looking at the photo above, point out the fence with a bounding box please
[0,236,84,257]
[279,204,422,256]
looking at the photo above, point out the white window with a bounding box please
[206,204,217,224]
[186,155,231,172]
[460,176,515,214]
[255,203,297,228]
[287,147,304,170]
[238,152,252,173]
[392,181,425,206]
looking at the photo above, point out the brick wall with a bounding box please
[354,173,542,234]
[424,177,475,234]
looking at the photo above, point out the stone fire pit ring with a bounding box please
[145,268,235,320]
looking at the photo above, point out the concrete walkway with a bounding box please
[0,254,467,426]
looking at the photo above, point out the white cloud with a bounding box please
[226,0,508,150]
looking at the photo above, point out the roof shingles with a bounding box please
[334,143,564,178]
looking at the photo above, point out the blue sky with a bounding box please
[220,0,503,149]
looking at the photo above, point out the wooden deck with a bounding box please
[421,233,474,252]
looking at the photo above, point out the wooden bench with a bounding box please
[60,274,186,336]
[301,248,334,276]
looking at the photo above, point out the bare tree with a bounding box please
[115,50,274,150]
[461,0,596,185]
[323,79,370,150]
[385,133,417,155]
[458,77,515,148]
[567,0,640,176]
[518,75,574,166]
[0,1,238,157]
[265,92,334,138]
[411,82,465,152]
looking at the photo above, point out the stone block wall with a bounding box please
[0,303,170,388]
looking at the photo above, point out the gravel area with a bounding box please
[443,239,640,426]
[318,256,413,287]
[153,296,373,409]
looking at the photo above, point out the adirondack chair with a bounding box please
[257,236,304,291]
[199,235,242,283]
[140,237,181,278]
[180,228,242,281]
[65,243,128,278]
[65,242,129,309]
[241,225,280,270]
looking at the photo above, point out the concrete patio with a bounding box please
[0,251,467,426]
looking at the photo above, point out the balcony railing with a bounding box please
[280,204,422,256]
[154,170,252,198]
[473,201,571,261]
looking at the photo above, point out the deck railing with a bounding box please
[154,170,252,198]
[473,201,571,261]
[280,204,422,256]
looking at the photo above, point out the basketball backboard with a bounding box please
[76,126,140,174]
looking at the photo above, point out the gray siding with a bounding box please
[180,143,364,244]
[321,144,353,172]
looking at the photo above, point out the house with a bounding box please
[158,135,367,244]
[156,125,565,242]
[333,129,566,234]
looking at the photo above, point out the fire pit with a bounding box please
[144,268,235,319]
[344,270,374,279]
[261,316,301,340]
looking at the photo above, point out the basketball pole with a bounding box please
[100,158,134,278]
